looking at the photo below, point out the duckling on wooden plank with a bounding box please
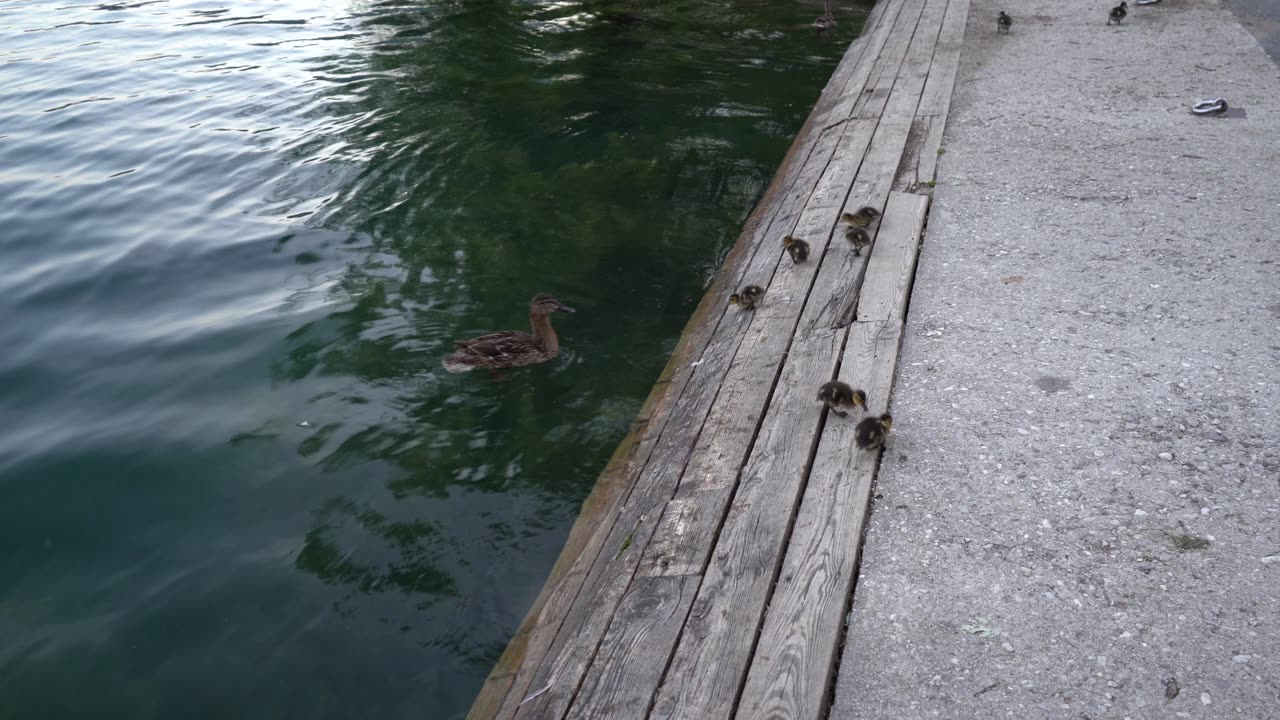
[817,381,867,416]
[844,225,871,256]
[729,285,765,310]
[855,413,893,450]
[783,235,810,264]
[442,293,574,373]
[841,206,881,228]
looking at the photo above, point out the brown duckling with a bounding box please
[729,285,765,310]
[841,206,881,228]
[782,235,810,264]
[817,381,867,416]
[844,225,871,256]
[855,413,893,450]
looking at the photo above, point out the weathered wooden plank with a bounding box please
[635,117,877,579]
[736,319,906,720]
[814,0,910,128]
[855,191,929,323]
[811,0,896,124]
[879,0,949,122]
[850,0,929,121]
[892,115,946,191]
[565,574,700,720]
[648,330,842,720]
[799,116,912,337]
[916,0,970,116]
[650,156,923,720]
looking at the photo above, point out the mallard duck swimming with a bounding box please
[817,381,867,416]
[1108,2,1127,24]
[845,226,871,256]
[841,206,881,228]
[442,293,575,373]
[855,413,894,450]
[783,235,810,264]
[997,11,1012,33]
[730,285,765,310]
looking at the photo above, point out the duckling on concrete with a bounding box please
[1108,2,1127,24]
[998,11,1012,33]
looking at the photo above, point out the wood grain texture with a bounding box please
[915,0,970,117]
[648,330,841,720]
[736,320,906,720]
[855,191,929,323]
[565,575,700,720]
[814,0,909,129]
[850,0,929,121]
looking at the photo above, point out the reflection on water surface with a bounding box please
[0,0,866,717]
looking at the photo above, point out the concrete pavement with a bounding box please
[832,0,1280,717]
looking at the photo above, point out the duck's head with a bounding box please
[851,389,868,410]
[879,413,893,431]
[530,293,575,316]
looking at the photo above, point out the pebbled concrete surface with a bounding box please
[832,0,1280,718]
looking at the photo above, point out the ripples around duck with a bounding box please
[0,0,862,717]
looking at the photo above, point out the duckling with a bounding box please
[997,11,1012,33]
[782,235,810,264]
[845,225,871,256]
[817,381,867,417]
[729,285,765,310]
[1108,2,1127,24]
[841,206,881,228]
[854,413,893,450]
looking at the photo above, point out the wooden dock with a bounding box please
[469,0,969,717]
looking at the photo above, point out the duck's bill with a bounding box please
[556,304,576,313]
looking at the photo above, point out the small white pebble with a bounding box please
[1233,654,1251,663]
[1201,693,1212,706]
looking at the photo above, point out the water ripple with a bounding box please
[0,0,864,717]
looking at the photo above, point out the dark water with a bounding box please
[0,0,865,717]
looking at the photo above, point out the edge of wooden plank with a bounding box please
[855,191,929,322]
[734,319,907,720]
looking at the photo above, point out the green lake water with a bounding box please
[0,1,865,717]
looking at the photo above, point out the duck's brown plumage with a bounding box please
[442,294,574,373]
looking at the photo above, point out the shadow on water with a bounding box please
[0,0,869,717]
